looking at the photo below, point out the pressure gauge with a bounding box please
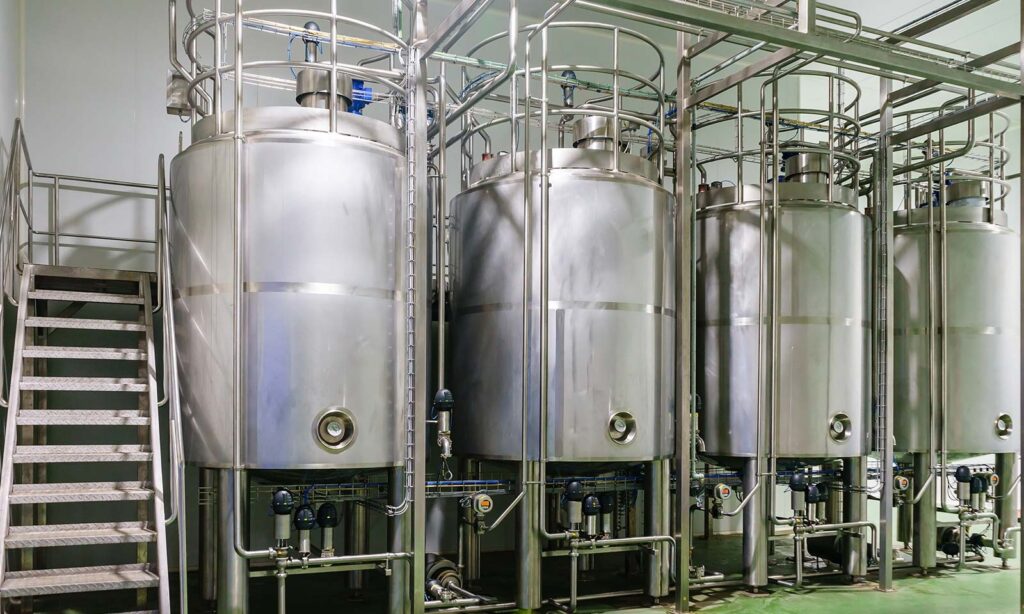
[472,493,494,515]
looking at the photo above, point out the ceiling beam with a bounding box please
[598,0,1024,98]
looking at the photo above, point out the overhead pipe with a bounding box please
[427,0,517,139]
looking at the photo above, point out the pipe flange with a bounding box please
[607,411,637,445]
[995,413,1014,440]
[314,407,356,451]
[828,413,852,443]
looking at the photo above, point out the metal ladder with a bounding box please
[0,264,170,613]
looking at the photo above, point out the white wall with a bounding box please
[0,0,22,166]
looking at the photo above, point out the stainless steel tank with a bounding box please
[894,183,1021,454]
[696,175,871,462]
[450,148,675,462]
[170,106,405,469]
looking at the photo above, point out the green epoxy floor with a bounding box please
[573,565,1019,613]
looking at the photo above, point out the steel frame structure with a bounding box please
[37,1,1012,613]
[416,1,1022,612]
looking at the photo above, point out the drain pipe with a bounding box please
[229,0,274,565]
[531,0,580,547]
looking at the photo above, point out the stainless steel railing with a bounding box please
[0,119,167,405]
[156,153,189,613]
[0,122,188,610]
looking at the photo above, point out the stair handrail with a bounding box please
[0,119,32,409]
[157,153,189,614]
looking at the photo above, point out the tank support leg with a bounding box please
[645,459,671,600]
[995,452,1018,566]
[842,457,868,579]
[388,467,410,614]
[516,460,543,612]
[347,494,369,595]
[461,458,481,585]
[200,468,218,603]
[216,469,249,614]
[742,458,768,588]
[912,452,937,572]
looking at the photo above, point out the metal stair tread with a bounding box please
[9,481,153,503]
[6,521,157,548]
[27,289,144,305]
[19,376,148,392]
[24,316,145,332]
[0,563,158,597]
[12,444,153,464]
[22,345,146,360]
[17,409,150,426]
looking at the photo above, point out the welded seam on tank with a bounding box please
[698,316,870,326]
[455,300,675,316]
[894,325,1018,336]
[175,281,400,300]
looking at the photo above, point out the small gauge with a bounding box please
[473,493,494,514]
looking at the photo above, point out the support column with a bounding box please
[461,458,481,585]
[995,452,1018,566]
[347,495,369,595]
[741,458,767,588]
[516,460,543,612]
[842,457,868,579]
[645,459,671,600]
[876,77,896,592]
[1018,7,1023,611]
[674,30,695,614]
[200,468,218,603]
[389,466,410,614]
[216,469,248,614]
[912,452,937,572]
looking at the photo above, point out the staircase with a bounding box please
[0,264,170,613]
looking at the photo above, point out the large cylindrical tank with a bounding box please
[170,107,405,469]
[696,179,871,463]
[450,149,675,462]
[894,187,1021,455]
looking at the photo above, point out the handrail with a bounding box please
[0,118,31,408]
[157,153,189,614]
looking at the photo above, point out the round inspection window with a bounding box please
[828,413,852,443]
[607,411,637,445]
[314,407,356,451]
[995,413,1014,440]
